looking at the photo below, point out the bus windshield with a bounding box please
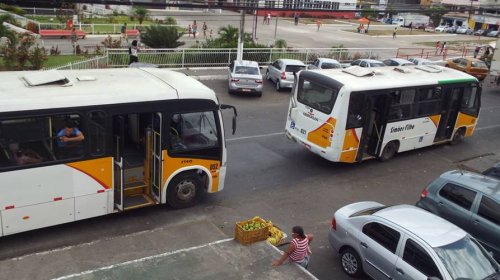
[297,78,340,114]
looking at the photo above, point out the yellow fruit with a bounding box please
[267,237,277,246]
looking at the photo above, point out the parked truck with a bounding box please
[392,14,430,27]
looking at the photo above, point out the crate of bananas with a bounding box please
[266,222,286,246]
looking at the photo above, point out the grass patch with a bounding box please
[343,29,430,36]
[0,55,94,70]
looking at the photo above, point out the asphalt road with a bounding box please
[0,76,499,279]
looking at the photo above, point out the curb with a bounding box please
[191,74,227,80]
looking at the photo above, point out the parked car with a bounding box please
[328,201,499,279]
[474,29,488,36]
[266,59,306,91]
[227,60,263,96]
[487,30,499,37]
[350,59,385,68]
[424,25,435,32]
[435,25,449,32]
[382,58,414,66]
[416,170,500,262]
[446,25,457,33]
[413,23,426,30]
[445,57,489,80]
[455,26,473,34]
[408,57,438,66]
[308,58,342,70]
[483,163,500,180]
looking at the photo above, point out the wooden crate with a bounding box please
[235,216,270,245]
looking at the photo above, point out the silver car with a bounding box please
[382,58,415,66]
[228,60,263,96]
[308,58,342,70]
[266,59,306,91]
[328,201,499,279]
[350,59,386,68]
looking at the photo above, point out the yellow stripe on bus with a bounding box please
[67,157,113,189]
[340,129,360,163]
[455,113,477,137]
[307,117,336,149]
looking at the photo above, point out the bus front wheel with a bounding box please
[167,172,202,209]
[380,141,398,162]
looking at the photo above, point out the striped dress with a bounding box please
[289,237,309,263]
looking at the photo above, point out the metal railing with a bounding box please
[38,22,179,35]
[47,56,107,70]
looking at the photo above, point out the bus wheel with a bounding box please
[380,141,398,162]
[451,128,465,145]
[167,172,202,209]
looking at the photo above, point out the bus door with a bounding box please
[113,115,125,211]
[364,94,390,157]
[150,113,162,202]
[436,86,463,140]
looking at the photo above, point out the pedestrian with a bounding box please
[294,13,299,26]
[272,226,313,269]
[129,39,139,65]
[263,15,267,25]
[435,41,441,54]
[209,29,213,39]
[267,13,271,25]
[393,27,397,39]
[192,20,198,39]
[440,41,447,55]
[70,28,78,54]
[188,24,192,37]
[316,19,322,31]
[474,46,481,58]
[121,22,128,42]
[202,21,208,38]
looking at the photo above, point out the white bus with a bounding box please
[0,68,236,236]
[285,65,481,163]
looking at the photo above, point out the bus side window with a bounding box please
[87,111,106,156]
[347,93,364,128]
[461,87,479,116]
[416,87,441,116]
[389,89,415,121]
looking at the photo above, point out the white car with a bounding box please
[328,201,500,279]
[308,58,342,70]
[382,58,414,66]
[435,25,449,32]
[227,60,263,96]
[456,26,472,34]
[350,59,385,68]
[266,59,306,91]
[408,57,438,66]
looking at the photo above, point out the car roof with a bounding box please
[317,58,340,64]
[356,59,383,63]
[234,60,259,67]
[374,205,467,247]
[278,59,306,65]
[385,58,412,64]
[440,170,500,200]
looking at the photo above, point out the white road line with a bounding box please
[53,238,235,280]
[476,124,500,131]
[227,132,285,142]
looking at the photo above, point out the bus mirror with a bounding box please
[232,115,237,135]
[220,104,237,135]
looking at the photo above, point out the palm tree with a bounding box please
[140,25,184,48]
[133,7,149,25]
[274,39,287,49]
[0,14,18,46]
[218,25,239,47]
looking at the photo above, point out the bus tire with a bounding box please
[380,141,398,162]
[451,128,465,145]
[167,172,202,209]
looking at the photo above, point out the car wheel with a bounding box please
[450,128,465,145]
[167,172,203,209]
[380,141,398,162]
[276,81,281,91]
[340,248,363,278]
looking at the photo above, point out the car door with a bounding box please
[360,222,402,280]
[267,60,278,81]
[270,60,281,82]
[469,195,500,258]
[393,236,444,280]
[436,182,477,230]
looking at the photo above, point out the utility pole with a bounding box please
[237,10,245,61]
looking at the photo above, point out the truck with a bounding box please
[392,13,430,27]
[489,38,499,85]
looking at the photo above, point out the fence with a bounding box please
[38,22,179,35]
[105,47,400,68]
[47,56,108,70]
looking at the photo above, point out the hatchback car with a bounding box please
[416,170,500,261]
[308,58,342,70]
[383,58,414,66]
[328,201,499,279]
[266,59,306,91]
[227,60,263,96]
[350,59,385,68]
[446,57,489,80]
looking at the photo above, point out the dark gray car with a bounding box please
[416,170,500,261]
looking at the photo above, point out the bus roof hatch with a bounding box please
[415,65,443,73]
[342,66,374,77]
[22,70,69,86]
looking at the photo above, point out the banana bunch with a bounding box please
[267,225,284,246]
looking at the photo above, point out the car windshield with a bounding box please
[235,66,259,75]
[471,61,488,69]
[321,63,341,69]
[434,236,498,280]
[285,65,306,73]
[371,62,386,67]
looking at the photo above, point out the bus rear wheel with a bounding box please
[380,141,398,162]
[167,172,202,209]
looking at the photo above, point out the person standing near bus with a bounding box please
[129,39,139,65]
[272,226,313,269]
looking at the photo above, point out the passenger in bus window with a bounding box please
[56,121,85,148]
[15,149,43,165]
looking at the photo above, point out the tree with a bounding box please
[0,14,18,46]
[140,25,185,48]
[2,32,47,70]
[134,7,149,25]
[424,6,447,27]
[217,25,239,46]
[361,7,377,21]
[274,39,287,49]
[385,4,395,19]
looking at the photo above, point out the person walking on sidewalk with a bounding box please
[128,39,139,65]
[202,21,208,38]
[192,20,198,39]
[393,27,397,39]
[187,24,192,37]
[70,28,78,54]
[272,226,313,269]
[316,19,322,31]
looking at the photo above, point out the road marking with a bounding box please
[476,124,500,131]
[53,238,235,279]
[227,132,284,142]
